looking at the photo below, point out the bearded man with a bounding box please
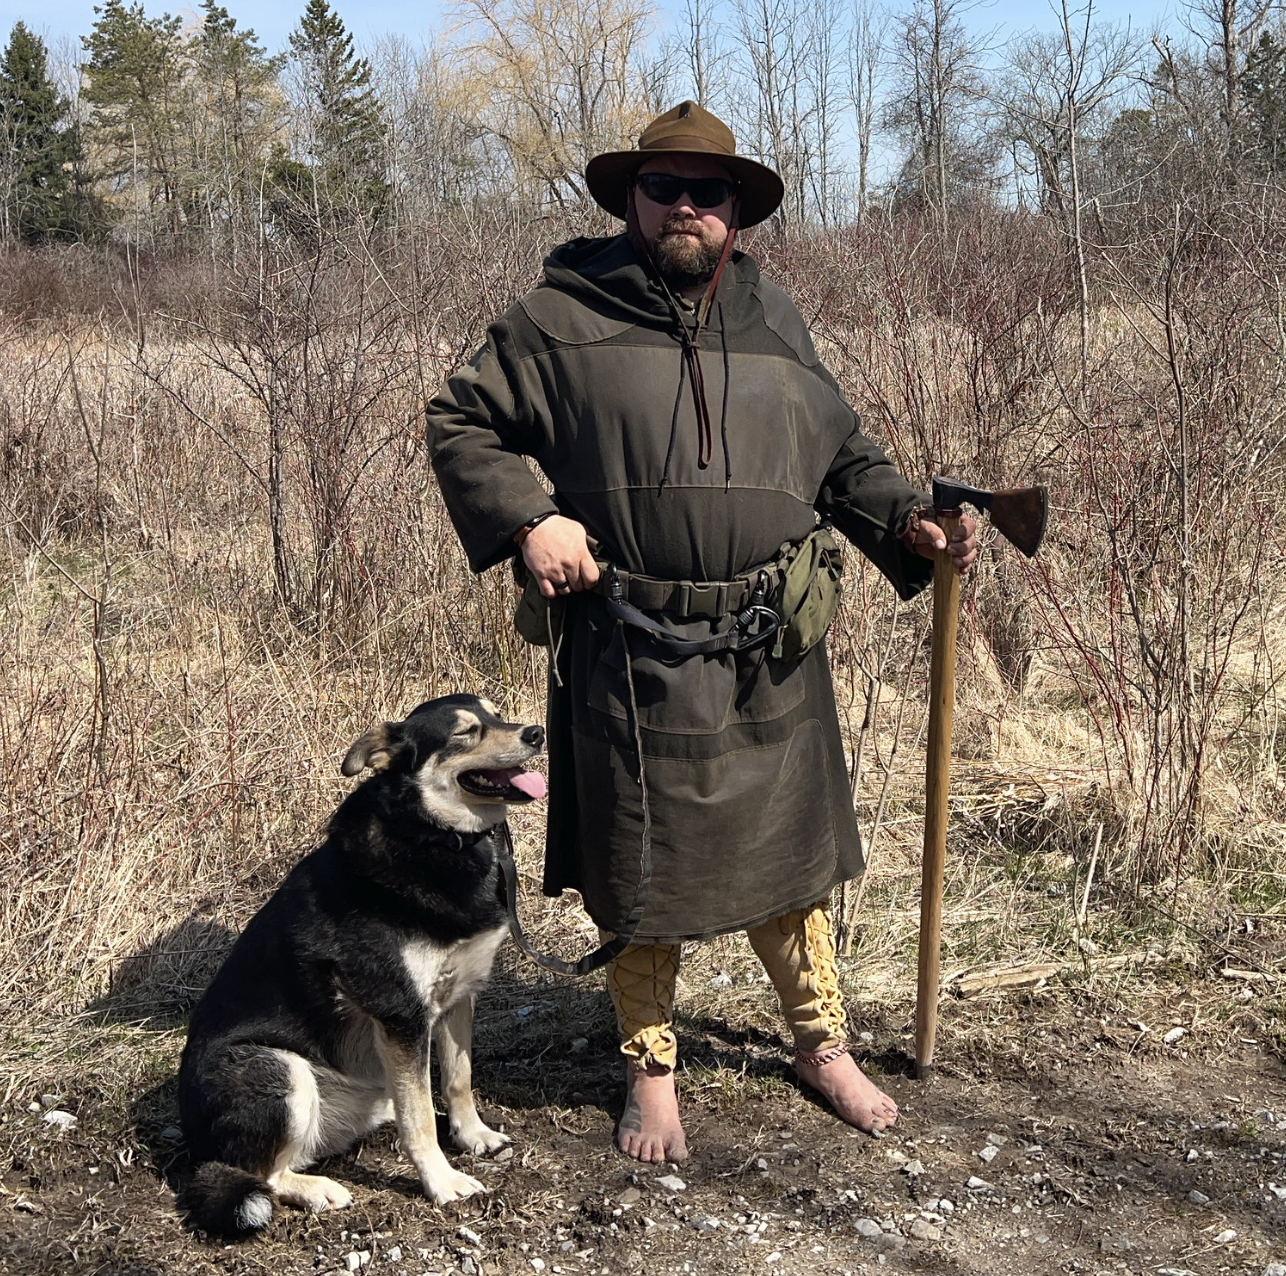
[426,102,975,1163]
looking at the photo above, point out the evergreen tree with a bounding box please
[0,22,83,242]
[287,0,386,213]
[82,0,186,227]
[1242,32,1286,173]
[190,0,284,229]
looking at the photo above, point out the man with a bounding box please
[427,102,976,1164]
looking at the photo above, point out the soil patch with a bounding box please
[3,966,1285,1276]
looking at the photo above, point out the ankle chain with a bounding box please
[794,1041,850,1068]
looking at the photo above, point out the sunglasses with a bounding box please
[634,172,737,209]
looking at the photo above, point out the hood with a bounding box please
[542,232,758,492]
[541,234,757,329]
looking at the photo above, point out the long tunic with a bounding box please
[426,234,932,942]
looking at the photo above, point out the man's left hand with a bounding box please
[902,511,978,574]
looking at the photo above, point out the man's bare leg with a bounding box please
[617,1063,688,1163]
[795,1050,898,1135]
[603,938,685,1162]
[746,903,898,1135]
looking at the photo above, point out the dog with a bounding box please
[177,694,546,1236]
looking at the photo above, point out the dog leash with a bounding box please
[497,614,653,977]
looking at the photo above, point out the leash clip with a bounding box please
[733,570,780,639]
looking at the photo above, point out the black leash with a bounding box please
[496,614,653,977]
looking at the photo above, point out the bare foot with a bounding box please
[616,1064,689,1163]
[795,1050,899,1135]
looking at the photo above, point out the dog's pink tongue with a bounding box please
[505,768,547,799]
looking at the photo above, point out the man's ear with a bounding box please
[341,722,408,776]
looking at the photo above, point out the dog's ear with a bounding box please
[341,723,406,776]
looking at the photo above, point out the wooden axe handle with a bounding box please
[915,512,961,1078]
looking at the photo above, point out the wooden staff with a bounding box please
[915,510,961,1079]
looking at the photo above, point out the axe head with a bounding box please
[931,476,1048,558]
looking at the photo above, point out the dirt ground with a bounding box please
[3,946,1285,1276]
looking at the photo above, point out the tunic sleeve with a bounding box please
[816,420,934,602]
[425,317,557,574]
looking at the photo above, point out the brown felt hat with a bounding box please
[586,100,784,228]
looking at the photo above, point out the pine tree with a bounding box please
[1242,32,1286,173]
[0,22,83,242]
[287,0,386,213]
[190,0,284,230]
[82,0,185,228]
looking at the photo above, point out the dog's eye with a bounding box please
[452,723,480,739]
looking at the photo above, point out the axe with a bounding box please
[914,477,1048,1079]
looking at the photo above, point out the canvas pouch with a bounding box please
[771,525,844,662]
[512,556,564,647]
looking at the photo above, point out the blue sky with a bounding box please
[5,0,1180,62]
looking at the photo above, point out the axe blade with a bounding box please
[989,487,1048,558]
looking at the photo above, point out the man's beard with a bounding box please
[645,217,726,290]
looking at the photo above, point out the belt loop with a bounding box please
[715,583,728,616]
[677,582,692,618]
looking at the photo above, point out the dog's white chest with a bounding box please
[401,926,507,1015]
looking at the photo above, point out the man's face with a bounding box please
[632,155,735,291]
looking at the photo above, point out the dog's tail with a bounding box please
[181,1161,274,1236]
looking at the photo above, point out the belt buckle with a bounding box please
[685,581,724,618]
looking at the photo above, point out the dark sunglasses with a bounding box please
[634,172,737,209]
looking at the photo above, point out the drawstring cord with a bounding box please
[627,189,739,491]
[659,339,688,493]
[718,302,732,490]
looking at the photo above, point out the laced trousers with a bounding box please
[602,902,847,1071]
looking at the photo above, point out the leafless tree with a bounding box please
[728,0,845,222]
[846,0,888,212]
[452,0,656,207]
[885,0,994,216]
[1185,0,1274,153]
[996,15,1142,219]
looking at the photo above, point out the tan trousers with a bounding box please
[603,902,846,1070]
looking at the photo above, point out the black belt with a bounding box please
[602,565,781,657]
[593,568,762,619]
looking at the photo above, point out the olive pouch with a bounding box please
[512,557,564,647]
[772,526,844,661]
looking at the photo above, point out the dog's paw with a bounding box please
[453,1121,512,1156]
[424,1167,490,1204]
[274,1172,354,1214]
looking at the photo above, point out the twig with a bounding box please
[1077,823,1102,930]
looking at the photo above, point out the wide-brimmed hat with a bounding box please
[586,101,784,228]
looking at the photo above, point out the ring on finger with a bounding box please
[554,580,571,591]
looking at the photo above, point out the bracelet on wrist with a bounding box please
[513,510,557,547]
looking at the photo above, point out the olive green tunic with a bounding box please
[426,234,932,942]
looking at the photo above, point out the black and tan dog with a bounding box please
[177,695,546,1236]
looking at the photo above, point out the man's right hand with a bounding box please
[521,515,601,599]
